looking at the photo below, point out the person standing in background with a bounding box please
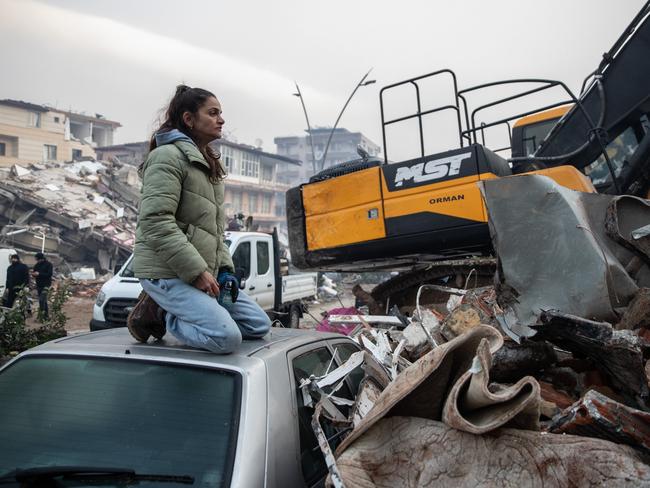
[3,254,30,308]
[32,252,53,320]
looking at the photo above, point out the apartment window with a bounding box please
[249,193,258,213]
[241,153,260,178]
[43,144,57,161]
[28,112,41,128]
[232,192,242,212]
[261,194,272,214]
[72,149,82,160]
[221,145,234,172]
[261,164,274,182]
[0,143,5,156]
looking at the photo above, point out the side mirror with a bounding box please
[239,277,247,290]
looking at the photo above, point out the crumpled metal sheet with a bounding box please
[605,195,650,259]
[480,175,647,334]
[331,417,650,488]
[336,325,542,455]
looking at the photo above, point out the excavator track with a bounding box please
[370,257,497,310]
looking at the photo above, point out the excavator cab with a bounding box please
[287,70,595,271]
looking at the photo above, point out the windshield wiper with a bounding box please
[0,466,194,485]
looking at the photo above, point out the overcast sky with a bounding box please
[2,0,646,157]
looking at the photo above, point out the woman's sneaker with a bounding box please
[127,291,167,342]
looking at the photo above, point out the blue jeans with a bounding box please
[140,278,271,354]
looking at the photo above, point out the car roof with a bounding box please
[20,327,348,370]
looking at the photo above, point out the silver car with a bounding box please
[0,328,364,487]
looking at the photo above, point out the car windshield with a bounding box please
[0,356,241,487]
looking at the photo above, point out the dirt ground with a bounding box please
[61,296,96,334]
[25,295,95,335]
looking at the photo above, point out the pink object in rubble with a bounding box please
[316,307,360,335]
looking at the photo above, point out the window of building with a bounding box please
[72,149,82,160]
[256,241,270,275]
[232,191,242,212]
[261,164,274,182]
[221,145,235,172]
[249,193,258,213]
[261,194,272,214]
[241,153,260,178]
[0,135,17,157]
[43,144,57,161]
[54,116,60,123]
[28,112,41,128]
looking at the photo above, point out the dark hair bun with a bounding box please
[176,84,192,95]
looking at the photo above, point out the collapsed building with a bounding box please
[0,159,139,274]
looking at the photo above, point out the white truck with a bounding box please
[90,231,318,331]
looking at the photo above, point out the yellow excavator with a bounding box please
[287,1,650,307]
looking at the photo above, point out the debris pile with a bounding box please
[304,176,650,487]
[0,159,141,274]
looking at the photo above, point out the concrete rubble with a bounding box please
[0,158,141,275]
[305,176,650,487]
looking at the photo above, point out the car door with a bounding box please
[287,339,362,488]
[253,236,275,310]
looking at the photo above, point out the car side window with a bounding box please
[332,342,364,398]
[231,242,251,279]
[256,241,270,275]
[292,347,352,487]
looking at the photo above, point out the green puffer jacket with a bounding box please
[133,139,234,283]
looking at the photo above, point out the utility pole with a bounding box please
[320,69,376,171]
[292,82,317,175]
[293,69,376,174]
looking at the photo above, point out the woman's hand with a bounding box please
[193,271,220,297]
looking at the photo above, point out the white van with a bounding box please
[90,231,318,330]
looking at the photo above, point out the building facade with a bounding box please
[214,140,300,237]
[274,127,381,186]
[0,99,121,167]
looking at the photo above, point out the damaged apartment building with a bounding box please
[0,99,135,275]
